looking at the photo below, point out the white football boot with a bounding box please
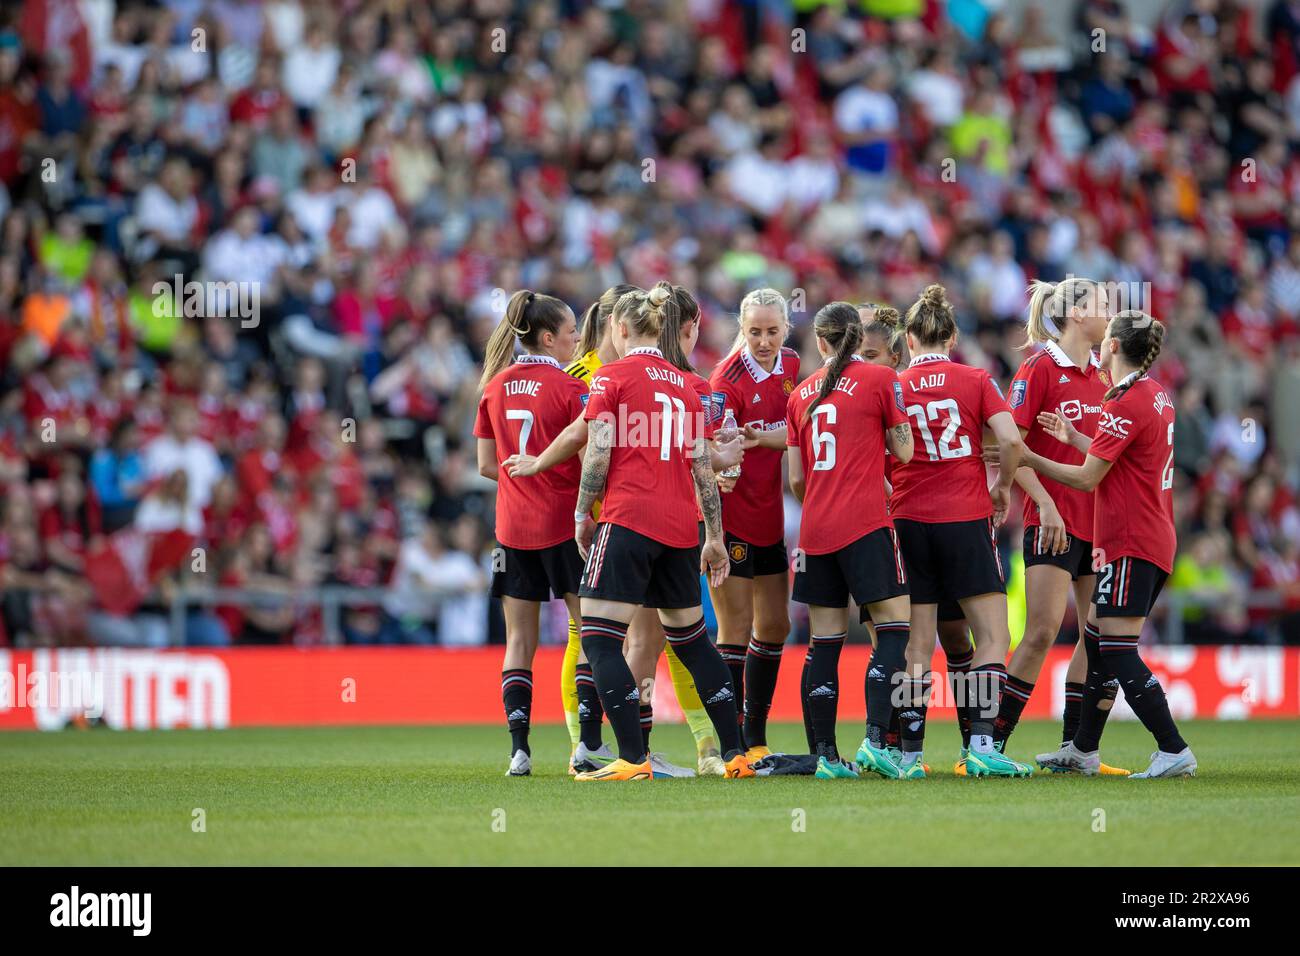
[697,750,726,776]
[1129,748,1197,779]
[648,752,696,778]
[570,741,616,773]
[1035,741,1101,775]
[506,750,532,776]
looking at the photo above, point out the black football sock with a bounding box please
[993,675,1034,745]
[743,637,785,748]
[807,632,846,760]
[899,671,933,757]
[1083,623,1121,743]
[1062,680,1085,744]
[1100,638,1188,754]
[865,621,908,748]
[574,662,604,749]
[719,644,748,743]
[945,645,974,749]
[501,668,533,756]
[800,645,815,752]
[886,705,901,750]
[665,619,744,758]
[968,662,1007,749]
[639,703,654,752]
[1073,627,1110,753]
[580,617,643,763]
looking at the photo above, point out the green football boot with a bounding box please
[815,755,861,779]
[855,737,903,779]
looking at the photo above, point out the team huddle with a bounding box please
[474,275,1197,782]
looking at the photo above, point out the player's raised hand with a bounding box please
[700,537,729,587]
[575,514,596,560]
[1037,409,1079,447]
[506,454,540,477]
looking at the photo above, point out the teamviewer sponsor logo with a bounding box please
[50,886,151,936]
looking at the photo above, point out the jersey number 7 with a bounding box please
[506,409,534,455]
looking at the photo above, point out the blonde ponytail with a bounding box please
[1024,277,1099,348]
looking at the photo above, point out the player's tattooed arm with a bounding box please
[691,437,724,541]
[886,421,914,464]
[575,418,612,516]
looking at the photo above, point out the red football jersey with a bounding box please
[710,345,799,546]
[891,354,1010,523]
[1009,342,1107,542]
[475,355,588,549]
[584,347,706,548]
[787,358,907,554]
[1088,375,1177,573]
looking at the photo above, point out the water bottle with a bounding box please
[720,408,742,479]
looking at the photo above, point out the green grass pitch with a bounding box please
[2,720,1298,866]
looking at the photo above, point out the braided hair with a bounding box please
[1103,310,1165,401]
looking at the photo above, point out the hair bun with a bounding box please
[647,283,672,309]
[874,306,900,328]
[922,284,948,310]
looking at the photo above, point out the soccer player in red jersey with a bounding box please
[786,302,915,780]
[572,282,754,781]
[1022,312,1196,778]
[857,306,975,766]
[474,290,586,776]
[506,286,744,776]
[708,288,798,758]
[994,278,1128,774]
[890,285,1032,777]
[621,283,736,777]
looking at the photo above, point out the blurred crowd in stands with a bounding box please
[1,0,1298,648]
